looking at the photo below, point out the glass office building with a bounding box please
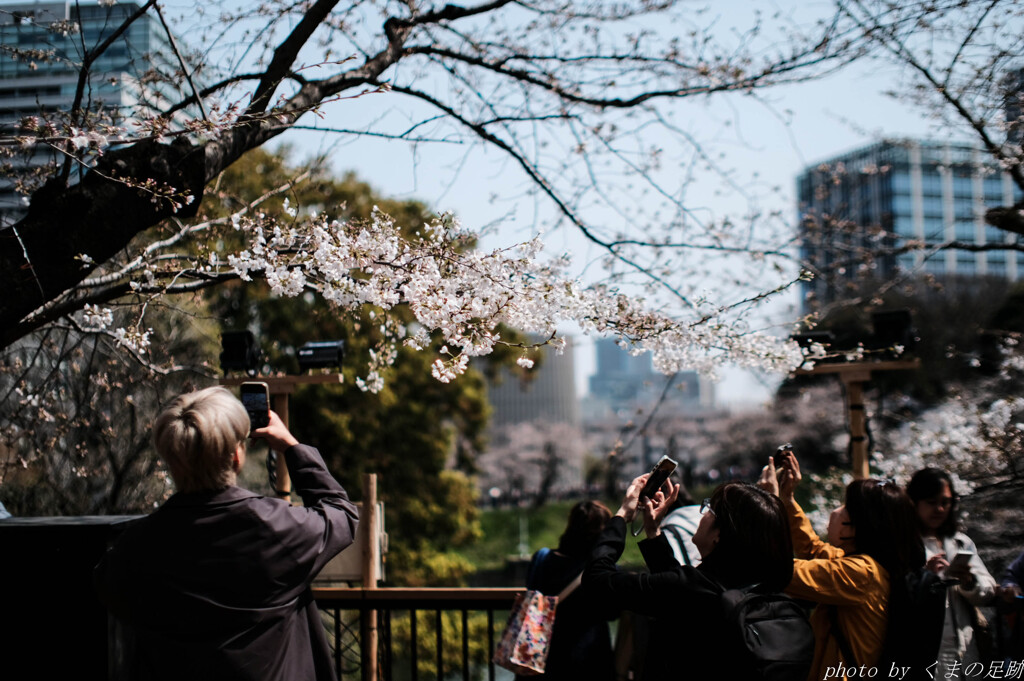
[797,139,1023,310]
[0,2,181,224]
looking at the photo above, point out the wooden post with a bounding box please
[271,393,292,499]
[362,474,380,681]
[793,359,920,479]
[843,378,870,480]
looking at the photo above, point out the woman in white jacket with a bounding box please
[907,468,996,680]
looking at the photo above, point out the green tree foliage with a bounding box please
[206,148,520,585]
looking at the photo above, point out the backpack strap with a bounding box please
[719,582,760,623]
[557,572,584,602]
[526,547,550,590]
[661,524,693,566]
[827,605,860,668]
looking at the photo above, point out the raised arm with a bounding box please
[253,412,359,579]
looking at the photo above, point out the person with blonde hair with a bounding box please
[95,386,359,681]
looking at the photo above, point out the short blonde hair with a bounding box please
[153,386,250,493]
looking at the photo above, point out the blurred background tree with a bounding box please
[206,148,526,585]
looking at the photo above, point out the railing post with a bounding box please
[271,393,292,498]
[362,474,380,681]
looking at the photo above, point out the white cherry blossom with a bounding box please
[219,207,804,392]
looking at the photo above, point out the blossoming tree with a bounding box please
[0,0,873,378]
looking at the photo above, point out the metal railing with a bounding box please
[314,587,521,681]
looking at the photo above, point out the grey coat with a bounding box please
[95,444,358,681]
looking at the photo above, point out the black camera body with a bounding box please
[297,340,345,371]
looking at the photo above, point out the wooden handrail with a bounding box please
[314,587,522,603]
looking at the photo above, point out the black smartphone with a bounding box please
[240,381,270,430]
[639,455,678,500]
[775,443,793,463]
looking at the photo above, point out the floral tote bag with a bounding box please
[493,589,559,675]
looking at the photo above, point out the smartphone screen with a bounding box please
[639,456,678,500]
[240,382,270,430]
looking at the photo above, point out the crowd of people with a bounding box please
[4,382,1020,681]
[524,449,1024,681]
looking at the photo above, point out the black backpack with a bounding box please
[721,586,816,681]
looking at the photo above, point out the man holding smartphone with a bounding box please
[95,386,359,681]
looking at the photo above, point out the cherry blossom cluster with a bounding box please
[876,395,1022,494]
[225,208,804,391]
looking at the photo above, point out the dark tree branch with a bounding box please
[0,137,206,342]
[246,0,343,117]
[6,270,242,348]
[62,0,159,183]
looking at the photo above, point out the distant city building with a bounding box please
[586,337,713,418]
[0,2,182,225]
[1004,67,1024,146]
[797,139,1024,311]
[486,337,580,429]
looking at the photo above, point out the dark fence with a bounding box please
[314,587,521,681]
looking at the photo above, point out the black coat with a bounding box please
[94,444,359,681]
[583,516,749,681]
[522,548,618,680]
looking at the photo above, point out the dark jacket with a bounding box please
[94,444,359,681]
[584,516,749,681]
[522,548,618,680]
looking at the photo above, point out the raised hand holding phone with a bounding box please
[774,444,801,503]
[640,478,680,538]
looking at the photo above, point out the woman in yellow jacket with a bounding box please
[760,451,924,681]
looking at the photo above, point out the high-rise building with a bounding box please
[797,139,1024,310]
[0,2,180,225]
[587,337,712,417]
[486,337,580,428]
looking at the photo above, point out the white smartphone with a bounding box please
[948,550,974,571]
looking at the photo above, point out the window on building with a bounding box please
[955,220,975,240]
[923,196,944,217]
[957,253,976,273]
[954,198,975,219]
[984,179,1005,202]
[924,256,947,274]
[921,172,944,195]
[892,194,912,215]
[923,218,944,240]
[986,226,1007,243]
[952,175,973,195]
[893,216,915,236]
